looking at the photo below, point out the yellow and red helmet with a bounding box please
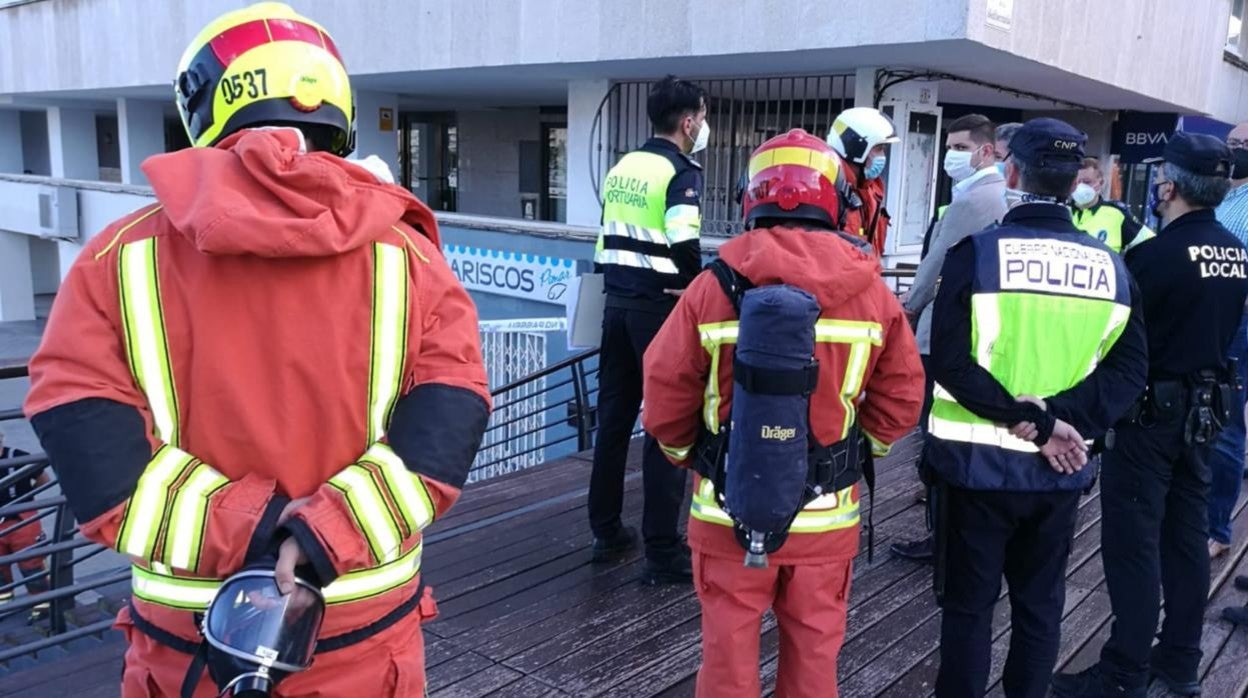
[743,129,848,230]
[174,2,355,156]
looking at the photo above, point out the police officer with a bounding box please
[1071,156,1155,254]
[588,75,707,584]
[1053,132,1248,697]
[928,118,1148,698]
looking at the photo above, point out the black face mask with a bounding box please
[1232,148,1248,180]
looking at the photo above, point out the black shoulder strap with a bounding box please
[706,258,753,316]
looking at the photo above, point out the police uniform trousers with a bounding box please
[1099,417,1211,689]
[935,485,1080,698]
[588,304,689,553]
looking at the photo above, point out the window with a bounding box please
[1229,0,1244,54]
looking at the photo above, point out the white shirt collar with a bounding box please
[952,166,998,198]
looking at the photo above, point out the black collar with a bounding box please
[1002,203,1079,232]
[645,137,684,155]
[1160,208,1217,234]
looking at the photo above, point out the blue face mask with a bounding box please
[995,162,1007,177]
[864,155,887,180]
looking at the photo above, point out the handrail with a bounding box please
[0,266,914,665]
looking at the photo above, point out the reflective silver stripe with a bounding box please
[164,462,229,572]
[928,413,1040,453]
[664,204,701,244]
[359,443,435,535]
[691,479,859,532]
[119,238,179,446]
[130,541,423,609]
[601,220,667,245]
[594,248,680,275]
[117,446,195,561]
[367,243,409,444]
[329,465,403,563]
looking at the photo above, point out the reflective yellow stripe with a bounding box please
[690,478,859,533]
[164,462,229,573]
[659,441,693,462]
[863,430,892,457]
[696,319,884,439]
[972,294,1001,371]
[322,540,423,603]
[131,565,217,610]
[359,443,434,537]
[116,446,195,562]
[367,243,409,445]
[119,238,179,446]
[329,465,403,564]
[748,146,842,187]
[130,541,423,609]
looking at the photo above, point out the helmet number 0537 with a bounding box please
[221,69,269,106]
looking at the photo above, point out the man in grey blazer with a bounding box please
[892,114,1008,561]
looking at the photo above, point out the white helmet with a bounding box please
[827,107,901,165]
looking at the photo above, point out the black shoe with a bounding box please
[591,526,638,563]
[1234,575,1248,592]
[1223,604,1248,625]
[641,547,693,586]
[889,536,934,562]
[1150,648,1202,696]
[1149,669,1201,696]
[1052,664,1145,698]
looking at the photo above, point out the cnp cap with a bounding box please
[1143,131,1233,177]
[1008,118,1086,170]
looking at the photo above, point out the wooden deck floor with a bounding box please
[2,435,1247,697]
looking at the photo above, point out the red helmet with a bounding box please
[743,129,848,230]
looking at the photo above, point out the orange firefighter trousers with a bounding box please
[694,551,853,698]
[116,592,437,697]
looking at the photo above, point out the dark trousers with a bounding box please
[588,305,688,553]
[935,486,1080,698]
[1100,418,1211,688]
[1208,314,1248,544]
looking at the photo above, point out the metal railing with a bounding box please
[0,267,914,665]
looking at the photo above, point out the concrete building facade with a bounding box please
[1,0,1247,321]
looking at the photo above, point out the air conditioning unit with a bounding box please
[37,185,80,242]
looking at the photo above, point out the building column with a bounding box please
[0,111,23,174]
[351,90,400,180]
[0,232,35,322]
[47,106,98,278]
[854,67,879,108]
[47,106,100,180]
[567,79,611,228]
[117,98,165,185]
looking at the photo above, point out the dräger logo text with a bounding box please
[761,425,798,441]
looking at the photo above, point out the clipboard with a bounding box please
[566,273,605,350]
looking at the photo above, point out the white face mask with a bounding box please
[943,150,977,182]
[691,120,710,154]
[1071,182,1098,208]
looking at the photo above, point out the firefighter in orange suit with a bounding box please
[24,4,490,696]
[827,107,901,257]
[643,129,924,697]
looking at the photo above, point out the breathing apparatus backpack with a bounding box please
[694,255,875,568]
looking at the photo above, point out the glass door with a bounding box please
[400,112,458,212]
[542,123,568,223]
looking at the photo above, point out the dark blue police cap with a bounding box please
[1008,118,1086,170]
[1143,131,1233,177]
